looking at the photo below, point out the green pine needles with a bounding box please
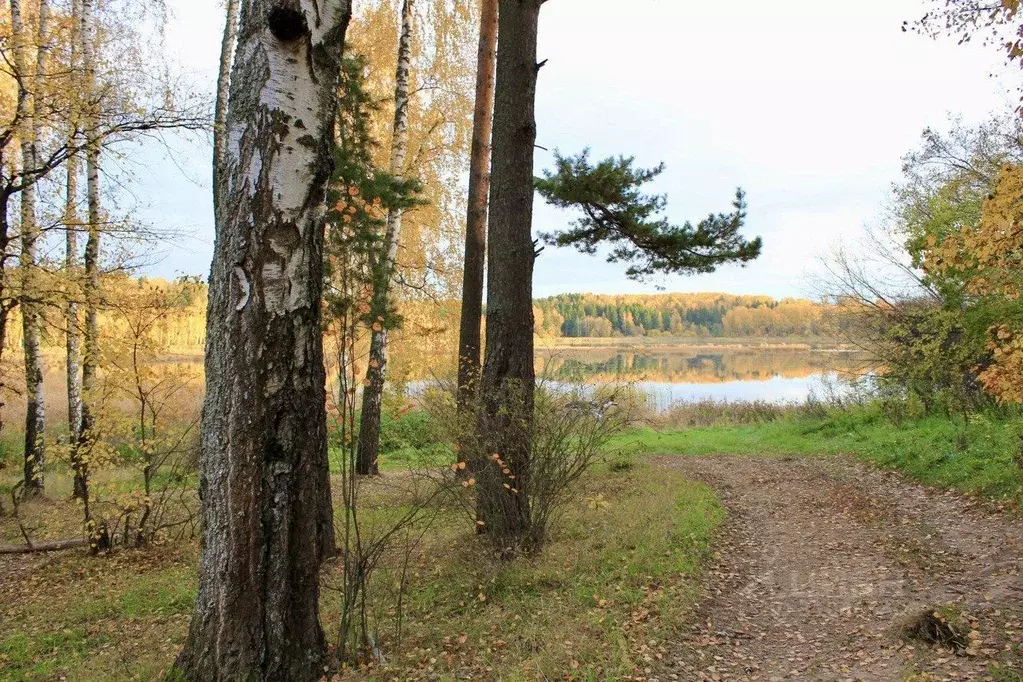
[535,150,762,281]
[325,54,423,325]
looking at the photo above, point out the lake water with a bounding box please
[534,346,864,410]
[396,344,866,412]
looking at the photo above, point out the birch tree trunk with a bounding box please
[15,0,50,497]
[66,0,85,500]
[457,0,497,414]
[478,0,542,550]
[0,197,11,439]
[78,0,101,471]
[174,1,350,678]
[213,0,240,221]
[356,0,414,477]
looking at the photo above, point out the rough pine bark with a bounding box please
[456,0,497,414]
[65,0,85,500]
[478,0,543,550]
[15,0,50,496]
[213,0,240,221]
[356,0,414,477]
[173,1,350,679]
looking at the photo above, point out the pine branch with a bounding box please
[535,149,762,281]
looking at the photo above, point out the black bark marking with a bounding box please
[268,5,308,42]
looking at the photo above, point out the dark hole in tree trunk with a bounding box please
[268,6,307,42]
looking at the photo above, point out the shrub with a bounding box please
[898,606,975,653]
[429,383,632,556]
[378,408,443,454]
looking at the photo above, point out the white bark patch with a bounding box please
[234,266,251,311]
[260,224,306,314]
[301,0,336,45]
[258,35,318,218]
[226,126,245,188]
[223,40,257,198]
[246,151,263,194]
[261,261,286,312]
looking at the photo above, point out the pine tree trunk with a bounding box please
[78,0,100,465]
[457,0,497,415]
[65,0,85,500]
[173,1,350,678]
[15,0,50,497]
[356,0,414,477]
[478,0,542,551]
[213,0,240,222]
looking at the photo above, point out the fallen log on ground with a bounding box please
[0,538,89,554]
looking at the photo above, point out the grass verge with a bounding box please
[611,406,1023,505]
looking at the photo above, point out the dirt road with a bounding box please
[656,455,1023,681]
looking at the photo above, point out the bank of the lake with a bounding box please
[613,406,1023,507]
[350,400,1023,508]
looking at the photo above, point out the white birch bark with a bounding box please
[78,0,102,461]
[13,0,50,496]
[356,0,414,476]
[65,0,85,498]
[175,1,350,678]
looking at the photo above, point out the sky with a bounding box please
[141,0,1016,300]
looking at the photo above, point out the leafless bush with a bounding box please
[428,381,632,556]
[526,387,632,548]
[87,453,199,551]
[324,248,452,666]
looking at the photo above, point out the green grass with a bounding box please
[612,407,1023,504]
[0,550,196,681]
[0,462,722,681]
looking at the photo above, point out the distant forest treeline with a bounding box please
[8,280,832,356]
[533,293,830,338]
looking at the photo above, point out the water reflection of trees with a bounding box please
[538,350,862,385]
[337,331,869,388]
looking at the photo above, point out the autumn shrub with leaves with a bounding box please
[64,280,202,551]
[924,163,1023,405]
[817,115,1023,419]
